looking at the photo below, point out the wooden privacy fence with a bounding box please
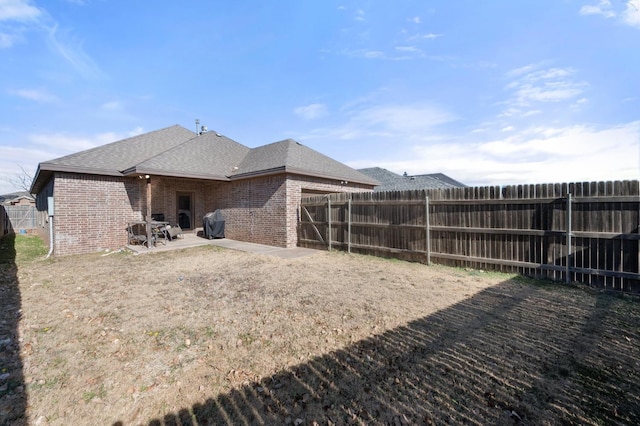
[298,180,640,292]
[4,205,37,231]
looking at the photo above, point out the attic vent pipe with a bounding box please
[200,126,208,134]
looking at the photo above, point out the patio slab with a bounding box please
[126,233,320,259]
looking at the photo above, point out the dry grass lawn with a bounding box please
[1,236,639,425]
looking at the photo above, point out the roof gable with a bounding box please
[233,139,378,185]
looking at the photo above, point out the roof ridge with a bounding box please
[131,131,200,170]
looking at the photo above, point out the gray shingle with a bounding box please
[233,139,378,185]
[42,125,195,173]
[31,126,378,192]
[357,167,465,191]
[134,131,250,179]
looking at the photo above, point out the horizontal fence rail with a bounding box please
[298,180,640,293]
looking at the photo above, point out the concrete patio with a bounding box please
[126,229,321,259]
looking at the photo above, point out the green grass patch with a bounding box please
[0,233,48,265]
[82,384,107,402]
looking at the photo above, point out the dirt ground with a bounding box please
[1,243,639,425]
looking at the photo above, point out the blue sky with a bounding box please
[1,0,639,194]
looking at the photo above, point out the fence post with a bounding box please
[327,196,332,252]
[347,194,352,253]
[566,192,572,284]
[425,195,431,265]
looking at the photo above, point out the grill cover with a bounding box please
[203,210,225,239]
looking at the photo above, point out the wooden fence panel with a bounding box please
[299,180,640,292]
[4,205,36,231]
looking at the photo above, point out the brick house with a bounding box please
[30,125,378,256]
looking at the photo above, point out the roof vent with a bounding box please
[200,125,208,134]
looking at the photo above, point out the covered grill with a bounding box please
[203,209,225,239]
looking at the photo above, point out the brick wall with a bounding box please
[216,175,288,246]
[45,172,374,255]
[52,173,142,256]
[149,177,221,229]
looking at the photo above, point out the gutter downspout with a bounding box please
[46,196,54,258]
[46,216,53,258]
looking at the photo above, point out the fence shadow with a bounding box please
[120,279,639,425]
[0,234,26,425]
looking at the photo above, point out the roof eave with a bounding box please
[123,167,230,182]
[230,166,378,186]
[30,163,124,194]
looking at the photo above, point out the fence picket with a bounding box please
[299,180,640,292]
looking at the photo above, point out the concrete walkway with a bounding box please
[126,233,321,259]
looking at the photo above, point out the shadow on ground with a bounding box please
[0,235,25,425]
[116,278,639,425]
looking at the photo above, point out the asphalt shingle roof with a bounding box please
[357,167,465,191]
[31,126,378,193]
[133,131,250,179]
[233,139,378,184]
[41,125,196,173]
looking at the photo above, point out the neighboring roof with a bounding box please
[357,167,466,192]
[232,139,379,185]
[31,125,378,193]
[423,173,466,188]
[0,191,35,205]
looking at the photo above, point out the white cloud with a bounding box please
[301,102,455,143]
[0,0,41,48]
[363,50,384,59]
[580,0,640,29]
[28,131,122,153]
[0,126,150,193]
[355,9,365,21]
[9,88,56,102]
[409,16,421,24]
[395,45,421,53]
[127,127,144,137]
[0,145,51,194]
[47,24,106,80]
[406,32,443,42]
[333,47,423,61]
[503,65,587,112]
[507,63,540,78]
[294,103,328,120]
[622,1,640,27]
[580,0,615,18]
[349,104,454,134]
[349,121,640,186]
[0,0,42,22]
[0,2,106,79]
[0,31,19,47]
[101,100,121,111]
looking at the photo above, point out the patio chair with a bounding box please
[165,224,184,240]
[128,226,148,246]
